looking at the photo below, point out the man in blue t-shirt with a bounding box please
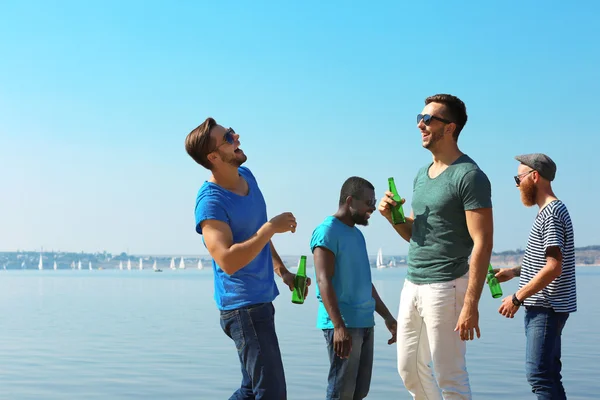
[184,117,310,400]
[311,176,397,400]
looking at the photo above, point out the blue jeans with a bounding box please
[323,327,374,400]
[220,302,286,400]
[524,307,570,400]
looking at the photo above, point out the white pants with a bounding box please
[397,274,471,400]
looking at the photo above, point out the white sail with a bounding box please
[376,248,386,269]
[127,259,132,270]
[179,257,185,269]
[78,260,82,270]
[152,260,157,271]
[53,261,57,270]
[197,258,204,270]
[38,254,43,270]
[89,261,92,270]
[119,261,123,270]
[170,257,176,270]
[139,258,143,270]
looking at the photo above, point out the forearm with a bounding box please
[221,223,276,274]
[270,241,289,278]
[385,215,414,243]
[372,285,393,320]
[318,280,345,328]
[516,264,561,301]
[464,242,493,306]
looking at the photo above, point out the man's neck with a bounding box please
[430,142,463,167]
[210,165,241,191]
[334,209,355,227]
[536,187,558,210]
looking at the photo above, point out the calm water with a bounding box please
[0,267,598,399]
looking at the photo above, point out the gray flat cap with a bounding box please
[515,153,556,181]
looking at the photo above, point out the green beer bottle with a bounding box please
[388,177,406,224]
[292,256,307,304]
[486,263,503,298]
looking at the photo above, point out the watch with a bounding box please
[512,293,523,307]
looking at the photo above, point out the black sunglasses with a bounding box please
[514,170,535,185]
[211,128,236,152]
[417,113,453,126]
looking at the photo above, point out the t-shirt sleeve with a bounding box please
[542,213,565,254]
[195,192,229,234]
[310,224,337,256]
[459,169,493,211]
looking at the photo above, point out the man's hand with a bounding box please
[493,267,517,283]
[454,305,481,341]
[498,295,520,318]
[377,191,405,220]
[333,326,352,359]
[384,316,397,345]
[282,270,311,298]
[268,212,298,234]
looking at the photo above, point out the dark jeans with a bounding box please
[220,302,286,400]
[524,307,570,400]
[323,327,374,400]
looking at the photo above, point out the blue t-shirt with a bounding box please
[194,166,279,311]
[310,216,375,329]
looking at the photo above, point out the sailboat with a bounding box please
[71,261,76,269]
[127,259,132,270]
[139,258,143,270]
[169,257,176,270]
[119,261,123,270]
[78,260,82,270]
[376,248,387,269]
[179,257,185,269]
[53,261,57,271]
[153,260,162,272]
[197,258,204,270]
[88,261,93,270]
[38,253,43,270]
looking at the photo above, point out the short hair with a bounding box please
[185,117,217,169]
[339,176,374,206]
[425,94,468,140]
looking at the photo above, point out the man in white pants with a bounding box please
[378,94,494,399]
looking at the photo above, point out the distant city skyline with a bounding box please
[1,1,598,256]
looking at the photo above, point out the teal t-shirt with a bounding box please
[407,154,492,284]
[310,216,375,329]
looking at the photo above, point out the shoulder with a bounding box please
[312,216,339,235]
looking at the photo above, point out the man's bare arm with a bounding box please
[270,241,290,278]
[201,219,275,275]
[314,247,344,328]
[516,247,562,301]
[464,208,494,307]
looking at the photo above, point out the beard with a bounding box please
[520,179,537,207]
[423,128,444,149]
[351,209,369,226]
[218,149,247,167]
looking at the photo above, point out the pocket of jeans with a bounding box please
[429,281,456,290]
[220,310,245,352]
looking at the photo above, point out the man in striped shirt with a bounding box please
[494,153,576,400]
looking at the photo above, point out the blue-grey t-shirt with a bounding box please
[310,216,375,329]
[194,166,278,311]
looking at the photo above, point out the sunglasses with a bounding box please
[211,128,236,152]
[514,170,535,185]
[417,113,453,126]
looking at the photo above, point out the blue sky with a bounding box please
[1,0,598,257]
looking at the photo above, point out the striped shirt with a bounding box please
[519,200,577,313]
